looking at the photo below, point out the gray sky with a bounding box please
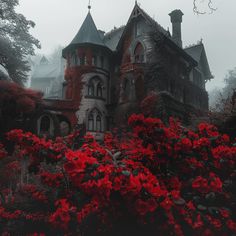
[17,0,236,91]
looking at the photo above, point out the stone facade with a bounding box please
[35,3,213,139]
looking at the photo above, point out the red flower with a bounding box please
[220,209,230,218]
[160,197,173,211]
[227,220,236,232]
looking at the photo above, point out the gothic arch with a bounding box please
[134,42,145,63]
[37,115,54,137]
[130,39,146,63]
[87,76,104,98]
[86,107,104,132]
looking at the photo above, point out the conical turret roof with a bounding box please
[70,11,104,46]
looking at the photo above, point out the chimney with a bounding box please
[169,10,184,48]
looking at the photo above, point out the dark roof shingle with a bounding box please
[70,12,105,46]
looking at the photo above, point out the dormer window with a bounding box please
[134,43,144,63]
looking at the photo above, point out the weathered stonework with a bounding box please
[35,3,213,138]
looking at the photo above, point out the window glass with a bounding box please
[134,43,144,63]
[88,84,94,96]
[97,83,103,97]
[88,114,94,131]
[96,115,102,132]
[40,116,50,132]
[92,56,97,66]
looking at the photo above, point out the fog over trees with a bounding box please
[209,68,236,110]
[0,0,40,85]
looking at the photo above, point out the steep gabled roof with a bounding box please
[32,57,64,80]
[104,26,125,51]
[185,44,203,62]
[129,3,169,36]
[40,56,49,65]
[185,43,213,80]
[115,3,197,65]
[70,11,105,47]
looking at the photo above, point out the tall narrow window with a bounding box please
[40,116,50,132]
[81,54,86,65]
[100,56,104,68]
[97,83,103,97]
[88,114,94,131]
[96,115,102,132]
[92,56,97,66]
[88,83,94,96]
[134,43,144,63]
[74,53,78,65]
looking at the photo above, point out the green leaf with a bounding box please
[132,169,139,176]
[122,170,131,176]
[197,205,207,211]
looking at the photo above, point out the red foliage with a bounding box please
[0,81,43,114]
[0,114,235,235]
[140,92,159,116]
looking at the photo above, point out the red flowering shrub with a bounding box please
[0,114,235,235]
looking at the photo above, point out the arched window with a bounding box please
[60,121,70,137]
[96,115,102,132]
[87,109,103,132]
[97,83,103,97]
[88,83,94,96]
[40,116,50,132]
[87,77,104,98]
[88,114,94,131]
[134,43,144,63]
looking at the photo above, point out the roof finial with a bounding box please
[88,0,91,11]
[135,0,138,5]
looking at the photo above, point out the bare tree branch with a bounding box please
[193,0,217,14]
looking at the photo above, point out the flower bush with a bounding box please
[0,114,235,235]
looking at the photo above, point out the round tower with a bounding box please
[62,9,112,139]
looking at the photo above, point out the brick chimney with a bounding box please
[169,10,184,48]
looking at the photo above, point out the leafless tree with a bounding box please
[193,0,217,14]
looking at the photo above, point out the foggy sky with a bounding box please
[17,0,236,91]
